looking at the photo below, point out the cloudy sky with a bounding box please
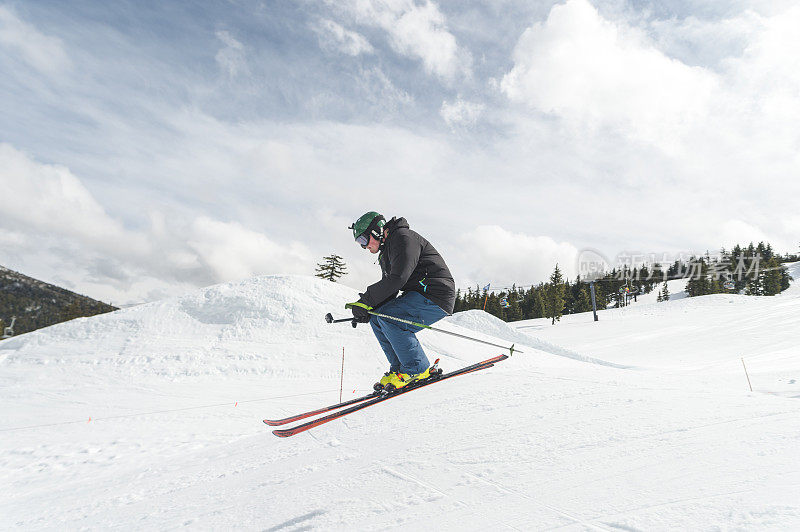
[1,0,799,305]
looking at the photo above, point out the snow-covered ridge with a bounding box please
[0,275,368,379]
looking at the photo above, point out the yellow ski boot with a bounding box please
[383,361,440,393]
[373,372,396,392]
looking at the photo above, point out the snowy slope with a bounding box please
[783,261,800,294]
[515,262,800,396]
[2,274,800,530]
[625,278,688,305]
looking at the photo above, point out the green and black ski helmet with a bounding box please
[350,211,386,248]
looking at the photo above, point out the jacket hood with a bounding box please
[386,216,409,232]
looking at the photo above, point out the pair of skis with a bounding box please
[264,353,508,438]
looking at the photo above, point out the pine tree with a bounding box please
[593,282,608,311]
[661,281,670,301]
[485,292,501,317]
[781,264,793,292]
[686,256,712,297]
[730,244,747,292]
[762,257,783,296]
[533,287,546,318]
[544,264,566,325]
[575,286,593,312]
[638,265,651,293]
[315,254,348,282]
[505,285,523,321]
[562,279,574,314]
[520,286,537,319]
[743,243,761,295]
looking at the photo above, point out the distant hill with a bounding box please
[0,266,117,339]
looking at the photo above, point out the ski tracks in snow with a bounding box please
[314,375,621,530]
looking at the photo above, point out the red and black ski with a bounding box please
[267,354,509,438]
[264,392,378,426]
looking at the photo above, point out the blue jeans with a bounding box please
[370,291,448,375]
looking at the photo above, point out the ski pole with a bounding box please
[325,313,358,328]
[369,310,521,355]
[330,310,521,355]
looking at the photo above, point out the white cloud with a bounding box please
[215,30,248,78]
[719,220,792,252]
[647,11,761,69]
[0,5,71,75]
[335,0,471,82]
[187,217,313,282]
[455,226,580,288]
[0,143,318,303]
[499,0,800,169]
[489,0,800,254]
[0,144,129,248]
[353,66,414,112]
[783,216,800,244]
[500,0,717,147]
[440,97,484,128]
[719,6,800,148]
[313,18,374,56]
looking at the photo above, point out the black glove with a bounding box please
[345,297,372,323]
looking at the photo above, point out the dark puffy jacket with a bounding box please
[362,217,455,314]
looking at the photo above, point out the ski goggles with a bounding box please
[355,232,370,248]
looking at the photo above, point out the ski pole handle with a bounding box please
[325,313,358,328]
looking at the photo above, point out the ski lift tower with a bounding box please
[2,317,16,339]
[589,280,599,321]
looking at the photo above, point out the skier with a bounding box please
[346,211,455,392]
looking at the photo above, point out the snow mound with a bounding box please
[4,275,612,383]
[0,275,371,380]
